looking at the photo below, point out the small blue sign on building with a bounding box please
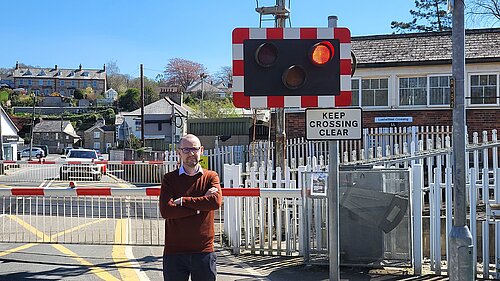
[374,117,413,123]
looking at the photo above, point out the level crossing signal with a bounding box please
[246,38,339,96]
[232,27,352,108]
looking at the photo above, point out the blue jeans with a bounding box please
[163,252,216,281]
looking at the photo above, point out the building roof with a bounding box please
[123,97,188,116]
[33,120,80,138]
[352,28,500,68]
[8,64,106,80]
[186,80,224,93]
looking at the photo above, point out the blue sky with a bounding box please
[0,0,416,78]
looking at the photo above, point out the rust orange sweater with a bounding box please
[159,169,222,254]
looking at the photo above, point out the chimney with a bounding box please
[55,64,58,70]
[103,64,106,72]
[15,61,19,70]
[79,64,82,71]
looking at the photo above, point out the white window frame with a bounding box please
[428,74,452,107]
[94,131,101,139]
[468,72,499,107]
[356,77,390,108]
[398,76,428,107]
[93,142,100,149]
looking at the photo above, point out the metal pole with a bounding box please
[449,0,474,280]
[140,63,145,148]
[200,73,207,117]
[327,15,340,281]
[275,0,287,171]
[29,92,35,161]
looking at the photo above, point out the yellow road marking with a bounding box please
[3,215,121,281]
[112,219,141,281]
[0,243,38,258]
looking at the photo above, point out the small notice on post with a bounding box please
[306,108,362,140]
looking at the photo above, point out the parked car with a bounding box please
[60,148,104,181]
[32,145,49,156]
[20,147,45,158]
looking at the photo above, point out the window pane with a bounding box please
[470,75,479,86]
[430,77,439,87]
[361,90,374,106]
[489,75,497,85]
[380,78,388,88]
[374,90,388,106]
[400,78,408,88]
[351,79,360,106]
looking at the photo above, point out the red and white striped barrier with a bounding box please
[0,187,301,198]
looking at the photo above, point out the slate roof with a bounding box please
[123,97,188,116]
[352,28,500,68]
[33,120,80,138]
[9,64,106,80]
[34,120,71,132]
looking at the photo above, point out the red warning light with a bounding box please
[310,41,334,66]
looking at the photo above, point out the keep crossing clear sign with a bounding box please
[306,108,362,140]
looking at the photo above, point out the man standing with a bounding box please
[159,134,222,281]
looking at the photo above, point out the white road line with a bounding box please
[125,218,150,281]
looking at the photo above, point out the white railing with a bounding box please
[222,148,500,279]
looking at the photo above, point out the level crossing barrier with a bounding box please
[0,186,277,247]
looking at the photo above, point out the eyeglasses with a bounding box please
[179,147,201,154]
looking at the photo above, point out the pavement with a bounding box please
[216,248,452,281]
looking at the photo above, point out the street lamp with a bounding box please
[200,73,207,117]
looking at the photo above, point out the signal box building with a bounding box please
[281,28,500,139]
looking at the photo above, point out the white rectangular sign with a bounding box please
[306,108,362,140]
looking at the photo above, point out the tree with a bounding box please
[215,66,232,87]
[186,98,238,118]
[106,59,131,93]
[73,89,85,99]
[164,58,207,91]
[144,86,160,105]
[391,0,452,33]
[118,88,140,111]
[467,0,500,26]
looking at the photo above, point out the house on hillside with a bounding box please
[83,119,115,153]
[281,28,500,139]
[33,120,80,153]
[117,97,189,150]
[2,62,106,97]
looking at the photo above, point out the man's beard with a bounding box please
[183,157,199,168]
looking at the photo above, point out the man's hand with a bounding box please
[173,197,182,205]
[205,187,218,196]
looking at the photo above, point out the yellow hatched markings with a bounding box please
[112,219,141,281]
[1,215,121,281]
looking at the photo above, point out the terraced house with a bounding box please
[3,62,107,97]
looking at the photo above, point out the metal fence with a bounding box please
[0,188,163,246]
